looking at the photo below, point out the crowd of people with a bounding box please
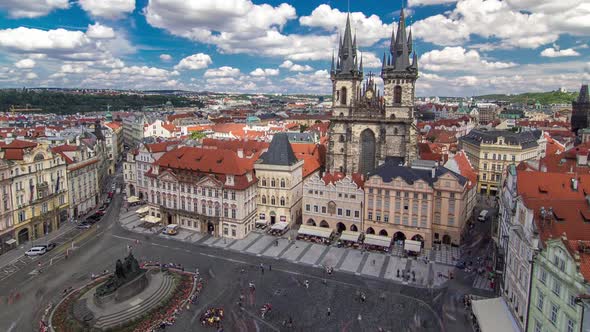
[200,308,224,328]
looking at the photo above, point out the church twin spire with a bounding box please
[383,7,418,75]
[331,7,418,80]
[331,14,362,80]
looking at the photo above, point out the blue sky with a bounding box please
[0,0,588,96]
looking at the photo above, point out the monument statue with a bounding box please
[95,252,144,297]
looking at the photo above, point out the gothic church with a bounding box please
[326,8,418,175]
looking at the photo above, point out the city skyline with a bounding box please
[0,0,589,96]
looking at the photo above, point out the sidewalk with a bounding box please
[0,222,76,268]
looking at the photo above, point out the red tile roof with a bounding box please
[322,172,364,188]
[0,139,38,149]
[145,141,179,153]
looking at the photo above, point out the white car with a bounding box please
[25,246,47,257]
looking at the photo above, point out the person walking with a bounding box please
[269,264,272,271]
[327,307,331,316]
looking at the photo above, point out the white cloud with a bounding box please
[0,0,69,18]
[25,72,38,80]
[250,68,280,77]
[540,47,581,57]
[174,53,212,70]
[86,23,116,39]
[204,66,241,77]
[409,0,457,5]
[280,61,313,72]
[299,5,394,47]
[413,0,590,49]
[14,58,36,69]
[79,0,135,19]
[361,52,382,68]
[0,27,90,53]
[419,47,517,71]
[159,54,172,61]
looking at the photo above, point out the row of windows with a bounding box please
[367,211,429,227]
[307,189,357,200]
[153,181,237,200]
[536,289,576,332]
[483,152,516,161]
[261,195,286,206]
[260,178,287,188]
[305,204,360,218]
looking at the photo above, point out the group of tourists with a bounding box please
[200,308,224,328]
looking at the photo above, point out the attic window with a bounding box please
[538,185,548,193]
[581,210,590,223]
[217,158,223,164]
[552,210,563,221]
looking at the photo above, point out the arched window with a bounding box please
[340,87,347,106]
[271,196,276,205]
[280,197,285,206]
[280,179,285,188]
[261,178,266,186]
[261,195,267,204]
[339,134,345,142]
[271,178,276,187]
[394,85,402,104]
[394,128,398,135]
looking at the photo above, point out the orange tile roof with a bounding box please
[145,141,179,153]
[105,122,122,130]
[322,171,365,188]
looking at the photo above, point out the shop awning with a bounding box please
[471,297,519,332]
[141,215,161,224]
[270,221,289,231]
[136,206,149,214]
[404,240,422,253]
[5,238,16,245]
[364,234,391,247]
[256,219,269,225]
[298,225,333,239]
[127,196,140,203]
[339,231,361,243]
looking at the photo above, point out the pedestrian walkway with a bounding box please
[472,274,494,291]
[118,207,456,288]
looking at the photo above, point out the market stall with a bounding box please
[268,222,289,236]
[338,231,361,248]
[363,234,392,252]
[136,206,149,215]
[470,297,519,332]
[297,225,334,244]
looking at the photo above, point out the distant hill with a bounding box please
[0,89,201,114]
[476,90,578,105]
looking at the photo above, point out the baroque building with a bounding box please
[571,84,590,134]
[327,8,418,176]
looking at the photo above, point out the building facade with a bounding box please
[0,140,68,245]
[302,172,364,232]
[0,160,14,254]
[459,129,546,195]
[528,238,588,332]
[326,8,418,176]
[52,144,100,219]
[124,150,137,197]
[145,146,258,239]
[134,142,179,201]
[255,133,304,226]
[122,114,145,148]
[363,160,470,249]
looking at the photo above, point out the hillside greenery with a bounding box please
[0,89,201,114]
[476,90,578,105]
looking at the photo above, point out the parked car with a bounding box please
[25,246,47,257]
[98,204,108,212]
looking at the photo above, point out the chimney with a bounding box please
[572,178,579,191]
[541,165,547,172]
[577,152,588,167]
[431,167,436,179]
[237,148,244,158]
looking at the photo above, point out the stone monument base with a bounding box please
[94,271,149,308]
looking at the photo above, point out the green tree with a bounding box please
[189,131,207,140]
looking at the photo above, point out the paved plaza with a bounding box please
[120,208,457,288]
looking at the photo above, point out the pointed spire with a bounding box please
[353,34,357,54]
[337,12,357,75]
[359,52,364,73]
[331,50,335,73]
[382,52,386,70]
[408,29,413,54]
[393,6,410,69]
[412,51,418,71]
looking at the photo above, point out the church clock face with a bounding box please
[365,89,373,99]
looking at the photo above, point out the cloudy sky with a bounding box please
[0,0,589,96]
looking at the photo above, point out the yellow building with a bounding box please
[459,129,546,196]
[0,140,68,245]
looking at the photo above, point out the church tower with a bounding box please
[327,7,418,176]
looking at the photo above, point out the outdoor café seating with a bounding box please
[296,225,334,244]
[337,230,362,248]
[363,234,392,252]
[268,222,289,236]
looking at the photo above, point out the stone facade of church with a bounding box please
[326,9,418,176]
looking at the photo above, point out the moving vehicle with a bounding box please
[477,210,489,222]
[163,224,179,235]
[25,246,47,257]
[39,243,57,251]
[77,222,92,229]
